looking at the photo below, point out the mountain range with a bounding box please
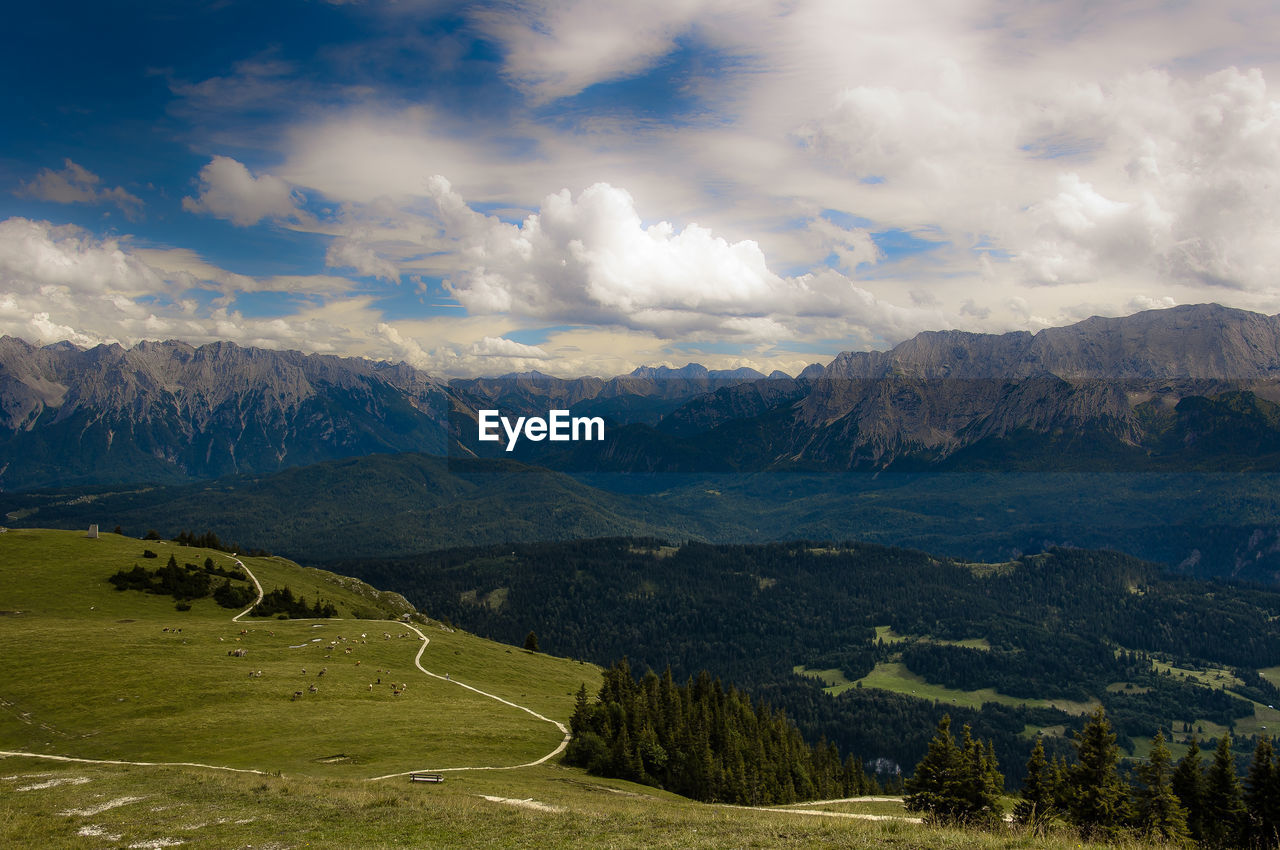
[4,303,1280,490]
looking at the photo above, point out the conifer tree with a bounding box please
[1067,707,1129,838]
[1173,736,1207,842]
[905,715,1003,826]
[904,714,964,823]
[1246,736,1280,848]
[1014,735,1056,831]
[1132,731,1190,844]
[1203,733,1247,848]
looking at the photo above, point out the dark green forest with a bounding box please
[334,538,1280,784]
[566,659,879,805]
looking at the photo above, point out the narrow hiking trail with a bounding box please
[720,802,920,824]
[366,620,570,782]
[2,553,567,781]
[229,554,264,623]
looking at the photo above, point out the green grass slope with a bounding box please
[0,529,594,778]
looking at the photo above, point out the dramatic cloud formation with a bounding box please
[423,177,928,344]
[472,0,725,102]
[5,1,1280,376]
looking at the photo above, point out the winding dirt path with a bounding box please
[366,621,570,781]
[720,802,921,823]
[228,554,264,622]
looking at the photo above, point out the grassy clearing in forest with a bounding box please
[853,662,1096,715]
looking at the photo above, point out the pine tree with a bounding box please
[1067,707,1129,838]
[1013,735,1056,831]
[523,630,540,651]
[904,714,964,824]
[1246,736,1280,848]
[569,683,591,735]
[904,715,1003,826]
[1203,734,1247,848]
[978,739,1005,825]
[1132,731,1190,844]
[1172,736,1207,842]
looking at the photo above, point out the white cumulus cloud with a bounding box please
[182,156,306,226]
[425,177,925,344]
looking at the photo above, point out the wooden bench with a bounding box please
[409,772,445,783]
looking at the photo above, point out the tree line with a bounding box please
[565,659,880,805]
[909,706,1280,847]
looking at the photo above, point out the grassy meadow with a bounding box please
[0,529,590,778]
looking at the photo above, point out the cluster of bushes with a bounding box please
[908,707,1280,847]
[109,552,253,610]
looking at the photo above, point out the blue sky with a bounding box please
[4,1,1280,377]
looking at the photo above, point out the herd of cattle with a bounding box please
[211,626,425,701]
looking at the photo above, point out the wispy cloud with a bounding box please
[17,160,143,219]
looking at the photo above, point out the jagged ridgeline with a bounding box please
[333,538,1280,785]
[7,303,1280,490]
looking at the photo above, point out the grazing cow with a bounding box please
[368,684,373,691]
[292,691,303,701]
[308,684,318,694]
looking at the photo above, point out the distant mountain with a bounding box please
[0,337,462,489]
[5,303,1280,491]
[792,303,1280,469]
[0,335,803,489]
[448,362,773,428]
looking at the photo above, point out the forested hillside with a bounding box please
[334,539,1280,783]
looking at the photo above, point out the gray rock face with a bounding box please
[795,304,1280,467]
[0,338,458,489]
[3,302,1278,487]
